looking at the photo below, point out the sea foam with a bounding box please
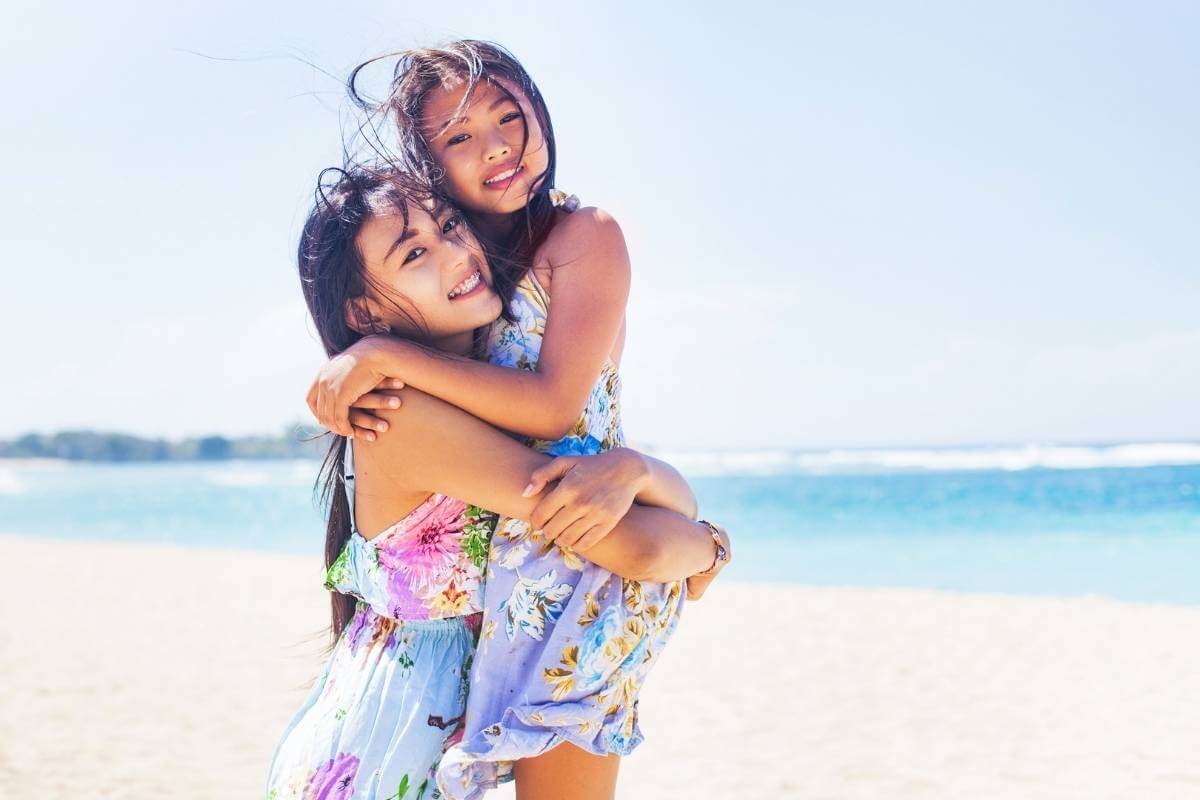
[658,442,1200,476]
[203,460,316,488]
[0,468,25,495]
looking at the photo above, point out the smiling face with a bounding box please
[351,200,502,354]
[419,77,550,216]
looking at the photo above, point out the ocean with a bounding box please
[4,442,1198,605]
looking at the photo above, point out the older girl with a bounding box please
[308,42,729,799]
[270,169,725,800]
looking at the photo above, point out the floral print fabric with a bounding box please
[436,272,686,799]
[267,609,477,800]
[325,444,494,621]
[268,443,497,799]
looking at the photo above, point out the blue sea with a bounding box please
[3,442,1199,605]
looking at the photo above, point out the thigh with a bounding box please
[513,743,620,800]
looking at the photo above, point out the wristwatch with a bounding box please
[697,519,729,575]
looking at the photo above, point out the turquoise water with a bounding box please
[3,454,1198,605]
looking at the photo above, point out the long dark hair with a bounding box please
[297,166,422,641]
[349,40,559,312]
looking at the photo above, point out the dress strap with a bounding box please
[344,439,361,537]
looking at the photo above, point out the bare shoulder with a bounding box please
[542,205,628,262]
[539,206,631,296]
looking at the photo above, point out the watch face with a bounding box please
[716,544,729,561]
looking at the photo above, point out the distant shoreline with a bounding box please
[0,428,326,462]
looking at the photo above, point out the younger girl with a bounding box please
[271,169,726,799]
[309,42,729,799]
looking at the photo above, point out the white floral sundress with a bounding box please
[267,442,497,800]
[436,272,686,799]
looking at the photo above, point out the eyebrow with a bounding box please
[384,227,417,262]
[439,94,517,132]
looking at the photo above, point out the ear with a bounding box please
[345,296,389,335]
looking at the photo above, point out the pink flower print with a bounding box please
[303,752,359,800]
[377,501,466,594]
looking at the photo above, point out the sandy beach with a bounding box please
[3,535,1199,799]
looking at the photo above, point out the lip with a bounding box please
[482,162,524,191]
[447,270,487,302]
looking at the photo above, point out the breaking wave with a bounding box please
[658,442,1200,476]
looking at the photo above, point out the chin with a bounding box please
[495,193,533,214]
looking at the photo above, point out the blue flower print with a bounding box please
[498,569,575,641]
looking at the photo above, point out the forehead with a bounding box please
[422,77,521,128]
[356,202,441,263]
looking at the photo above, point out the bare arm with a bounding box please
[514,447,698,555]
[353,387,718,582]
[310,208,630,442]
[628,452,698,519]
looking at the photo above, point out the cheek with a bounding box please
[441,152,479,194]
[525,124,549,165]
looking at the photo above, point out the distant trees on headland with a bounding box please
[0,427,328,462]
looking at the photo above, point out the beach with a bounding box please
[3,534,1199,799]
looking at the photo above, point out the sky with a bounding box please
[1,1,1196,450]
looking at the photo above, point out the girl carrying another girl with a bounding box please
[308,41,729,799]
[270,169,726,800]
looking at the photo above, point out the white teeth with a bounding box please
[484,166,520,185]
[448,271,481,299]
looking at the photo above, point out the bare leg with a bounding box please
[513,743,620,800]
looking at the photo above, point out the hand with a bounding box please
[524,448,649,551]
[685,524,730,601]
[306,336,407,440]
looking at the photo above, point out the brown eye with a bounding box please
[442,216,460,234]
[500,112,521,124]
[447,133,470,146]
[403,247,426,264]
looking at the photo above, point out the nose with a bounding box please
[484,128,511,162]
[439,227,471,269]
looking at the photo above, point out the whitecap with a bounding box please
[0,468,24,495]
[657,442,1200,476]
[204,460,317,488]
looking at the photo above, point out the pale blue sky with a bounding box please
[1,1,1196,449]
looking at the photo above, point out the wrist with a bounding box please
[696,520,730,576]
[616,448,652,495]
[364,335,411,375]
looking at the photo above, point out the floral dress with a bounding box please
[267,442,496,800]
[436,272,686,799]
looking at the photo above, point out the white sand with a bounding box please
[3,535,1199,799]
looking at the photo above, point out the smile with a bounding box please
[447,271,482,300]
[483,164,523,187]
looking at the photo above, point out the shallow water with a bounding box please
[3,452,1198,604]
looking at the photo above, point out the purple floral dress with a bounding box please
[267,443,496,800]
[436,272,687,799]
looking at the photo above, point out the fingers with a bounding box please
[348,410,389,435]
[350,425,377,443]
[351,392,403,411]
[572,520,616,552]
[317,388,352,438]
[535,503,575,543]
[523,457,577,498]
[375,377,405,390]
[529,485,569,531]
[306,382,320,418]
[550,518,598,551]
